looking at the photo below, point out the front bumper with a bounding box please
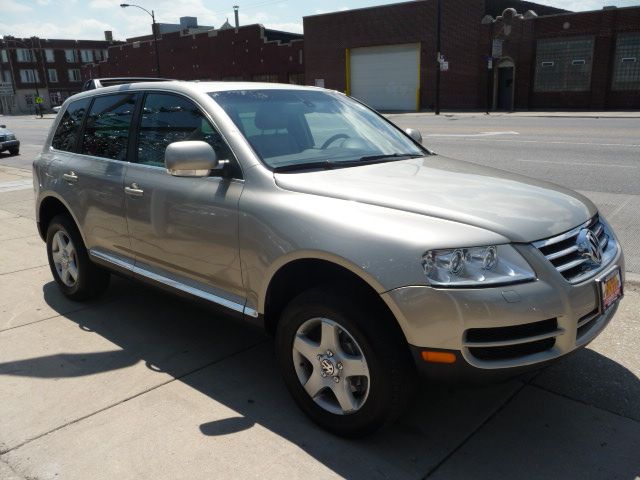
[0,140,20,151]
[382,242,624,379]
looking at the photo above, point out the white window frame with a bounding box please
[68,68,81,82]
[1,50,7,63]
[64,49,79,63]
[45,49,55,63]
[20,69,39,83]
[80,49,93,63]
[17,48,35,63]
[2,70,12,83]
[48,68,58,83]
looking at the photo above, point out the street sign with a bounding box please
[440,61,449,71]
[492,39,503,58]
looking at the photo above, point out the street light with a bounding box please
[120,3,161,77]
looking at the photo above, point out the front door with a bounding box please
[124,92,245,306]
[497,66,514,111]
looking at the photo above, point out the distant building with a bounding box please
[0,34,122,114]
[84,23,304,85]
[304,0,640,111]
[126,16,215,42]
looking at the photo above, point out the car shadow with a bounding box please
[3,275,638,479]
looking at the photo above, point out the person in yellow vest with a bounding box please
[35,96,44,118]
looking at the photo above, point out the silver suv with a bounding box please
[34,82,624,436]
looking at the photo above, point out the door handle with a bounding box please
[62,171,78,183]
[124,183,144,198]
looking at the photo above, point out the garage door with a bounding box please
[349,43,420,111]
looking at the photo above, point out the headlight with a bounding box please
[6,134,15,140]
[421,245,535,287]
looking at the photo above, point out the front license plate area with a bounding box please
[597,267,623,313]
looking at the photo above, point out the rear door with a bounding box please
[123,91,246,309]
[49,93,137,267]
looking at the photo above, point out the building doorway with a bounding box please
[494,58,515,111]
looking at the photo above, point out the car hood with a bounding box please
[274,156,596,243]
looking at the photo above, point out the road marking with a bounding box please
[511,158,638,169]
[426,131,519,137]
[430,137,640,147]
[0,179,33,192]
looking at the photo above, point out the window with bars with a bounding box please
[534,37,594,92]
[251,74,280,83]
[288,73,305,85]
[612,33,640,91]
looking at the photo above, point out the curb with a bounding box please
[626,272,640,288]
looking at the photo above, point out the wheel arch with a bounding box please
[37,194,85,244]
[261,255,405,343]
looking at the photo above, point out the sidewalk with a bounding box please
[0,165,639,479]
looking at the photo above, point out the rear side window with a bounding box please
[81,93,138,161]
[136,93,235,171]
[51,98,90,152]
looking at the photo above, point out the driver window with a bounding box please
[137,93,240,177]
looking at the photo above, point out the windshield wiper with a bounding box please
[273,153,423,173]
[273,161,337,173]
[357,153,423,162]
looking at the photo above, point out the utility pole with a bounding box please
[120,4,161,77]
[435,0,442,115]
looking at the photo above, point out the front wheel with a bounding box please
[46,214,110,301]
[9,148,19,156]
[275,286,415,437]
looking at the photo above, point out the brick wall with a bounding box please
[84,25,304,84]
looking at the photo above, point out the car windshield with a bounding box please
[208,89,425,171]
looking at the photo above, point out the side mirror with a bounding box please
[165,141,218,177]
[405,128,422,144]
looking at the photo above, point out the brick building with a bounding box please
[0,36,121,114]
[303,0,640,111]
[83,23,304,85]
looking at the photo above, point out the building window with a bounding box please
[612,33,640,91]
[25,94,35,106]
[68,69,82,82]
[45,49,55,63]
[1,50,7,63]
[534,37,594,92]
[16,48,35,63]
[103,49,109,60]
[2,70,11,83]
[49,92,62,106]
[289,73,305,85]
[19,69,39,83]
[80,49,93,63]
[48,69,58,83]
[251,74,279,83]
[65,49,79,63]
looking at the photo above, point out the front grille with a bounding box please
[464,318,560,362]
[576,308,599,339]
[533,216,616,284]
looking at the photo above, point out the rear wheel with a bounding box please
[46,214,110,301]
[276,285,415,437]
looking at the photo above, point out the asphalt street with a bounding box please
[388,113,640,274]
[0,114,638,479]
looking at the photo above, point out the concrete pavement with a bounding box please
[0,162,638,479]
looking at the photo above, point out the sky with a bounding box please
[0,0,638,41]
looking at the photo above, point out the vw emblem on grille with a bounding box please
[576,228,603,265]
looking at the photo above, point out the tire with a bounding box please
[9,148,19,156]
[275,285,416,437]
[46,214,110,301]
